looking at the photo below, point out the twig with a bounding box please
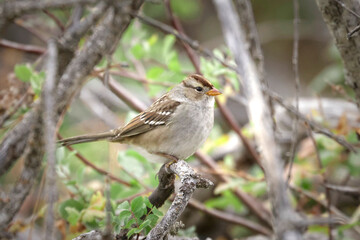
[195,151,272,227]
[14,19,47,43]
[187,198,272,236]
[164,0,200,74]
[0,0,98,20]
[57,134,132,187]
[290,184,360,236]
[216,99,264,169]
[334,0,360,18]
[109,69,173,87]
[43,9,65,32]
[213,0,303,239]
[269,90,357,152]
[43,39,58,240]
[132,12,238,73]
[0,38,45,54]
[305,123,333,240]
[146,160,213,239]
[324,184,360,195]
[97,73,148,112]
[287,0,301,184]
[348,24,360,38]
[79,88,119,129]
[0,88,30,128]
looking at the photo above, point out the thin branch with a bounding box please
[333,0,360,18]
[0,87,30,128]
[57,134,132,187]
[0,38,45,54]
[195,151,272,227]
[0,0,98,20]
[305,124,333,240]
[348,24,360,38]
[164,0,201,74]
[43,9,65,32]
[187,198,272,236]
[268,90,357,152]
[43,39,58,240]
[287,0,301,184]
[96,73,148,112]
[324,184,360,195]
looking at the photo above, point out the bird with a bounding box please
[58,74,221,163]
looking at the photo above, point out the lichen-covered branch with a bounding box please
[146,160,213,240]
[315,0,360,107]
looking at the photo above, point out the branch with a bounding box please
[0,0,97,20]
[0,38,45,54]
[43,39,58,239]
[213,0,303,239]
[58,134,132,187]
[187,198,272,236]
[195,151,272,228]
[146,160,213,240]
[315,0,360,108]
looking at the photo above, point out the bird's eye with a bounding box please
[195,86,203,92]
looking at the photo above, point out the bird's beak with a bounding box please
[206,87,222,96]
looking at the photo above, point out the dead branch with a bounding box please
[0,38,46,54]
[213,0,303,239]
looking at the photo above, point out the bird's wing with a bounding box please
[114,95,181,139]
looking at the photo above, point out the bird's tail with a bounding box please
[58,131,115,146]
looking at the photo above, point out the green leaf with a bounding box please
[151,207,163,217]
[162,35,176,59]
[138,219,151,230]
[143,197,153,208]
[168,53,181,72]
[59,199,84,220]
[64,207,81,225]
[127,227,141,238]
[124,218,136,229]
[133,207,146,220]
[146,66,164,80]
[146,214,159,227]
[131,196,144,212]
[117,201,130,210]
[14,64,32,82]
[30,71,45,95]
[131,43,145,59]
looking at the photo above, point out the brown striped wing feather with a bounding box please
[114,95,180,139]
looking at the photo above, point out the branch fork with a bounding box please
[146,160,213,240]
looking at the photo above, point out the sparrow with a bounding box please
[59,74,221,163]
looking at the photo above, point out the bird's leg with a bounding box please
[155,152,179,171]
